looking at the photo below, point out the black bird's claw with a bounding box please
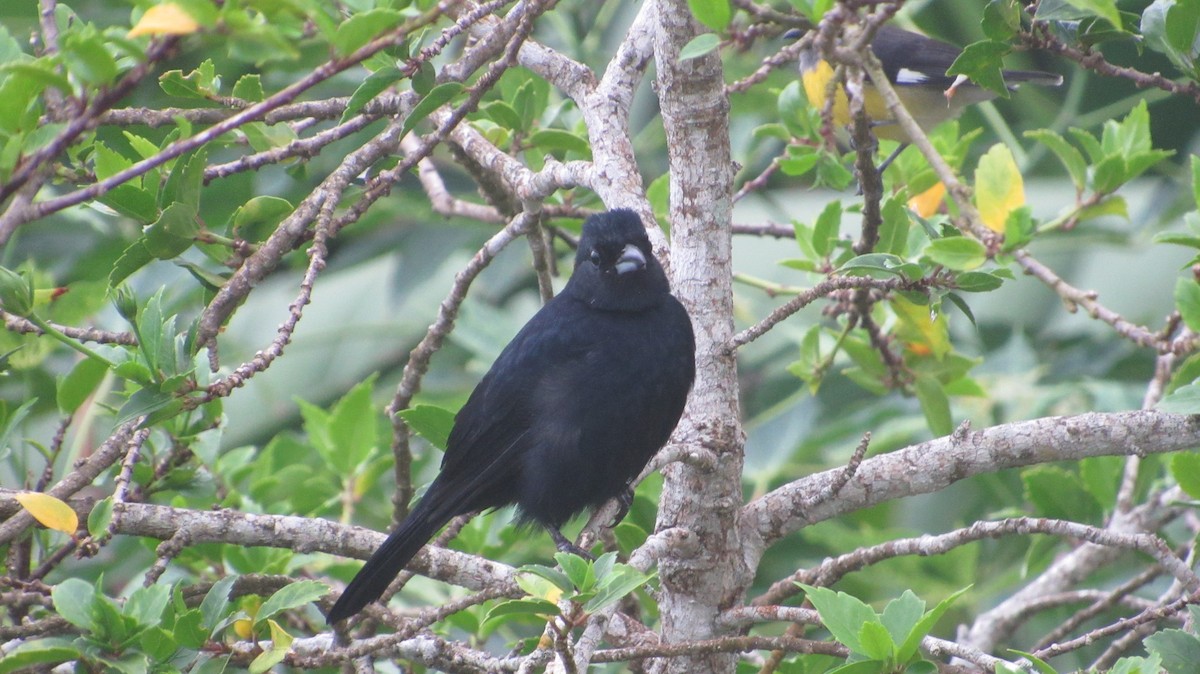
[608,487,634,528]
[549,526,595,561]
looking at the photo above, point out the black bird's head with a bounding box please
[566,209,672,312]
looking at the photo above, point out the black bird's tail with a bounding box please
[326,498,447,623]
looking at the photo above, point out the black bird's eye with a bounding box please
[589,250,601,266]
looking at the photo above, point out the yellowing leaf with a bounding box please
[974,144,1025,233]
[249,620,294,674]
[129,4,200,38]
[891,295,951,360]
[908,181,946,218]
[14,492,79,534]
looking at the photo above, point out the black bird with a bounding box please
[327,208,696,623]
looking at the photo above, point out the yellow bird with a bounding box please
[789,25,1062,168]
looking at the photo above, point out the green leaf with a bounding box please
[1164,0,1200,61]
[1025,129,1088,191]
[954,271,1004,292]
[109,238,153,285]
[56,356,109,414]
[482,598,560,626]
[1153,232,1200,249]
[1143,0,1200,74]
[115,387,176,427]
[877,196,911,256]
[679,33,721,61]
[327,374,380,474]
[93,142,133,182]
[480,101,522,130]
[811,200,842,257]
[1158,383,1200,414]
[1171,452,1200,500]
[528,129,592,158]
[798,585,879,653]
[0,643,80,674]
[880,590,925,648]
[1193,154,1200,207]
[51,578,98,632]
[172,609,207,649]
[160,147,207,211]
[1005,649,1056,674]
[777,80,813,138]
[0,265,33,317]
[200,575,238,632]
[99,185,159,224]
[158,61,217,99]
[1064,0,1123,27]
[298,398,334,465]
[517,565,573,596]
[232,196,293,243]
[88,497,114,539]
[342,66,404,123]
[1145,629,1200,674]
[125,584,171,628]
[827,662,886,674]
[925,237,987,271]
[255,580,329,626]
[1002,206,1035,251]
[583,566,656,613]
[139,626,179,662]
[1080,456,1123,509]
[914,374,953,437]
[114,359,154,386]
[946,40,1010,98]
[1022,465,1103,522]
[63,32,118,86]
[0,60,72,97]
[897,586,970,662]
[143,202,197,260]
[402,82,465,137]
[1074,195,1128,224]
[982,0,1021,40]
[838,253,908,278]
[555,552,594,591]
[687,0,732,31]
[1175,278,1200,332]
[857,620,895,660]
[232,74,264,102]
[1108,654,1163,674]
[398,404,456,451]
[332,8,404,56]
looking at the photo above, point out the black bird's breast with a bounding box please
[514,295,695,528]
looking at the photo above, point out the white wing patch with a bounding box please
[896,68,930,85]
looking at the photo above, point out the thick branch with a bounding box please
[742,411,1200,553]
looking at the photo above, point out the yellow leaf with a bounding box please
[908,181,946,218]
[974,144,1025,233]
[891,295,950,360]
[249,620,294,674]
[129,4,200,38]
[14,492,79,534]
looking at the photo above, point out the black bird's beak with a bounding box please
[615,244,646,275]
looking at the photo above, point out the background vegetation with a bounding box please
[2,0,1200,672]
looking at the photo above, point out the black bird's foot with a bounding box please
[548,526,595,560]
[608,487,634,528]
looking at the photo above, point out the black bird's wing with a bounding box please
[326,299,570,624]
[436,291,584,500]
